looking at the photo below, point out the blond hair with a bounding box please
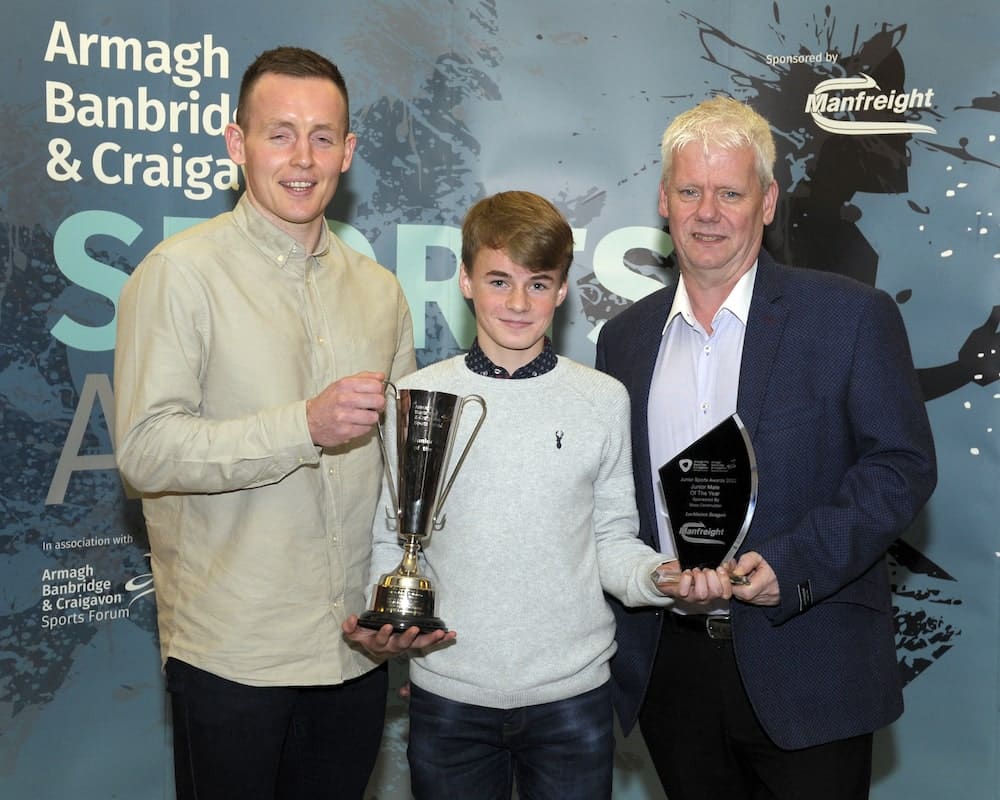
[661,96,776,190]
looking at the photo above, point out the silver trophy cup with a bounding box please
[358,383,486,632]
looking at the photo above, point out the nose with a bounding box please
[695,192,720,221]
[506,286,530,312]
[291,138,314,168]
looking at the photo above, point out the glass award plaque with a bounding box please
[658,414,757,578]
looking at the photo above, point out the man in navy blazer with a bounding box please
[596,97,936,799]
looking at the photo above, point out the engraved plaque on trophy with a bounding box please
[657,414,757,580]
[358,383,486,633]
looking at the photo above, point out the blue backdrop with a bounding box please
[2,1,997,797]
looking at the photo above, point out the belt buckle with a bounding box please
[705,615,732,640]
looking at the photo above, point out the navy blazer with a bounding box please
[596,251,936,749]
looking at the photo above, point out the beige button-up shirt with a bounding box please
[114,195,416,686]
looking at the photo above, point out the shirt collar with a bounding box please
[464,337,558,379]
[663,260,758,335]
[232,194,331,272]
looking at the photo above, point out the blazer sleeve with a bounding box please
[754,287,937,624]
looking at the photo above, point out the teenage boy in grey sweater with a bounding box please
[344,191,701,800]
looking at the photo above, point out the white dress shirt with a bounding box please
[647,263,757,595]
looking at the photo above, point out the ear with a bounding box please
[555,279,569,307]
[340,132,357,174]
[658,182,669,220]
[761,180,779,226]
[225,123,246,165]
[458,264,473,299]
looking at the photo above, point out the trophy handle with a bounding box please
[376,380,400,519]
[432,394,486,526]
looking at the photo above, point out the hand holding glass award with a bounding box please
[358,382,486,633]
[656,414,757,586]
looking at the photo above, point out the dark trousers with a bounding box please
[407,681,615,800]
[638,617,873,800]
[165,658,388,800]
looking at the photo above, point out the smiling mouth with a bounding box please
[281,180,316,191]
[692,232,724,242]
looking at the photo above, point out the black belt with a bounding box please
[669,613,732,640]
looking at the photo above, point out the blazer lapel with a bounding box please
[628,287,675,550]
[632,290,675,422]
[738,253,789,439]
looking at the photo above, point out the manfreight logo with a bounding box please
[678,522,726,545]
[804,73,937,135]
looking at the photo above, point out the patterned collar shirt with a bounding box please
[464,336,559,379]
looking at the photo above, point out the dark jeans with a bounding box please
[639,618,873,800]
[165,658,388,800]
[407,681,614,800]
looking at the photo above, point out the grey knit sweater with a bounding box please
[369,355,671,709]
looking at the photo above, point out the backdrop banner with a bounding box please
[1,1,996,797]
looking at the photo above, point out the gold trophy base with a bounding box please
[360,533,448,632]
[358,569,447,633]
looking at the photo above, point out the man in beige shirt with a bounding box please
[114,47,434,800]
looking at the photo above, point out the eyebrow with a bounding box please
[260,118,341,134]
[484,269,556,282]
